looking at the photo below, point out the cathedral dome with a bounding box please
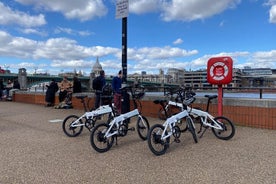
[92,57,103,76]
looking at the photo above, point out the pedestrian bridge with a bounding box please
[0,73,177,92]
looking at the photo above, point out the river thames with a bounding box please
[146,91,276,99]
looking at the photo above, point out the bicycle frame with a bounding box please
[188,108,224,130]
[167,100,183,110]
[171,103,225,130]
[160,110,190,140]
[70,105,114,128]
[165,100,224,131]
[104,109,145,138]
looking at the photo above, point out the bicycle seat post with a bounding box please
[204,95,217,113]
[206,98,211,113]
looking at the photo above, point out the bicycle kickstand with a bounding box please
[115,135,118,145]
[198,125,208,138]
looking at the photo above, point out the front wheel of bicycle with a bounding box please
[147,124,170,156]
[136,115,149,140]
[62,115,84,137]
[186,116,198,143]
[90,123,114,153]
[212,116,235,140]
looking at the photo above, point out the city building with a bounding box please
[241,67,276,87]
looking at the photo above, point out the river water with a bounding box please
[146,92,276,99]
[30,87,276,99]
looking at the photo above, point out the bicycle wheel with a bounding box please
[186,116,198,143]
[147,124,170,156]
[62,115,84,137]
[136,115,149,140]
[212,116,235,140]
[90,123,114,153]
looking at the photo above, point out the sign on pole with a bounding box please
[116,0,129,19]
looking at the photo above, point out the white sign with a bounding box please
[116,0,129,19]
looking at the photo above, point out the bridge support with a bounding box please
[18,68,27,89]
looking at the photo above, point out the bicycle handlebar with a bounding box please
[163,86,196,107]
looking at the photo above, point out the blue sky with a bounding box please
[0,0,276,76]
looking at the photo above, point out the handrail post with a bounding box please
[260,88,263,99]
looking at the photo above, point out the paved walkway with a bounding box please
[0,102,275,184]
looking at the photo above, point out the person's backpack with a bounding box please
[92,76,102,90]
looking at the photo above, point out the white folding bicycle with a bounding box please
[156,87,235,140]
[147,87,197,156]
[62,95,117,137]
[90,85,149,153]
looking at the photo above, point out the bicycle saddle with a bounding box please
[204,95,218,100]
[153,99,167,104]
[75,95,88,100]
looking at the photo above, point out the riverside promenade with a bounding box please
[0,101,275,184]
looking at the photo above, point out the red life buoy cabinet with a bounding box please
[207,57,233,85]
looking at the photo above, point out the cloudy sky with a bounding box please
[0,0,276,76]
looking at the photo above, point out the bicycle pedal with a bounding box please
[174,138,180,143]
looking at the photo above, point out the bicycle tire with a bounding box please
[90,123,114,153]
[186,116,198,143]
[62,115,84,137]
[136,115,149,140]
[147,124,170,156]
[212,116,235,140]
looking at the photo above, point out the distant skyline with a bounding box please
[0,0,276,76]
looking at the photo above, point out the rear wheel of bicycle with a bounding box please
[147,124,170,156]
[90,123,114,153]
[136,115,149,140]
[62,115,84,137]
[212,116,235,140]
[186,116,198,143]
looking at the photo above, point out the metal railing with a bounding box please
[26,85,276,99]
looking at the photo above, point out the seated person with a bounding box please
[7,79,20,101]
[58,76,73,103]
[45,79,59,107]
[5,80,13,98]
[0,78,5,100]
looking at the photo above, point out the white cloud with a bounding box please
[160,0,241,22]
[128,46,198,60]
[54,27,93,36]
[129,0,160,14]
[0,31,38,58]
[15,0,108,21]
[0,30,119,61]
[51,59,93,68]
[19,28,48,36]
[269,5,276,23]
[173,38,183,45]
[0,2,46,27]
[190,51,250,69]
